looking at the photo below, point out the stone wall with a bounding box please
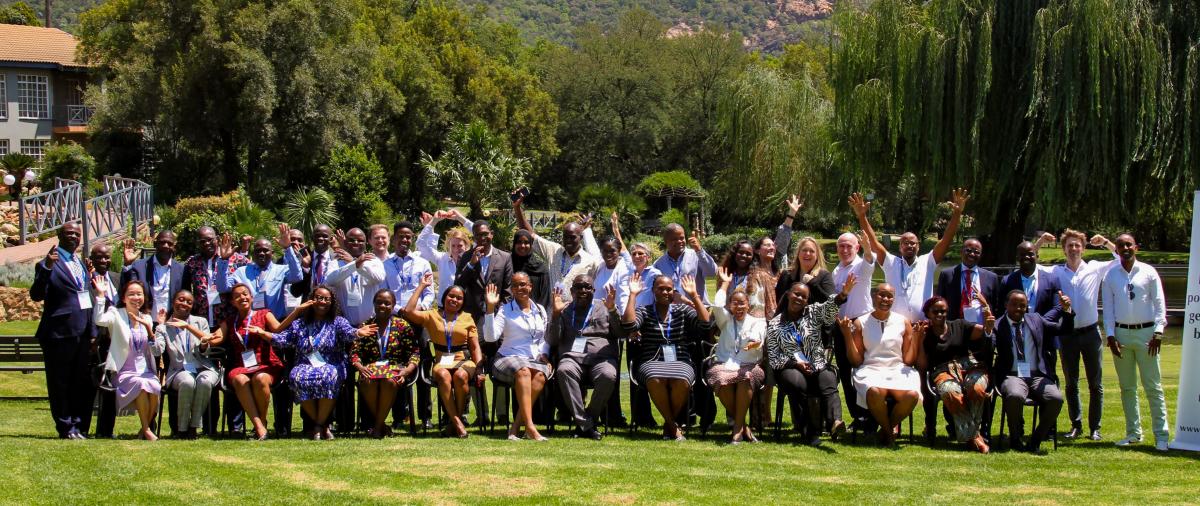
[0,286,42,323]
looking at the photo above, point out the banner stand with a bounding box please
[1169,191,1200,451]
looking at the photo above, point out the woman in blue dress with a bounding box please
[267,285,372,440]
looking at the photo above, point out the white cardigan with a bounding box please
[94,296,155,373]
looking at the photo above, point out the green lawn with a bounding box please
[0,320,1197,504]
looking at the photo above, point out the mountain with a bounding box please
[462,0,835,51]
[0,0,101,30]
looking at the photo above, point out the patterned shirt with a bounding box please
[766,298,840,372]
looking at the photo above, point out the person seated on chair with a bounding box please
[766,275,856,446]
[483,273,553,441]
[707,266,768,445]
[205,283,286,440]
[93,279,162,441]
[152,289,219,439]
[352,289,420,439]
[994,289,1073,452]
[621,272,713,441]
[914,294,995,454]
[402,272,483,438]
[265,285,371,440]
[838,283,921,447]
[546,275,621,441]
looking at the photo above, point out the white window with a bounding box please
[0,75,7,119]
[20,140,49,161]
[0,140,8,155]
[17,75,50,120]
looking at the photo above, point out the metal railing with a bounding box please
[17,175,152,249]
[18,178,82,243]
[65,105,93,126]
[495,209,562,230]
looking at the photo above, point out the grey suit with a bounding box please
[546,301,621,432]
[153,315,219,430]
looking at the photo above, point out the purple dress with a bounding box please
[272,317,358,402]
[115,325,162,411]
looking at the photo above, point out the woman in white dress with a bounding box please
[839,283,920,446]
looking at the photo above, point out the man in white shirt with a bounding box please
[832,198,877,431]
[325,227,386,327]
[852,189,967,440]
[1101,233,1170,451]
[384,221,434,313]
[1035,230,1117,440]
[512,193,599,299]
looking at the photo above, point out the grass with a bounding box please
[0,319,1197,504]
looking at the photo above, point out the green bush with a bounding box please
[701,231,770,259]
[282,188,339,236]
[576,184,647,237]
[40,142,96,186]
[173,191,239,221]
[228,190,278,241]
[173,210,232,256]
[323,144,387,228]
[364,201,401,228]
[658,208,688,232]
[0,262,34,288]
[636,171,703,196]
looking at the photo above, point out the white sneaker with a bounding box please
[1155,440,1169,452]
[1115,436,1142,446]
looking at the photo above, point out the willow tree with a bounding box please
[715,65,834,221]
[832,0,1195,260]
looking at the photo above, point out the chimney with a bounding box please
[44,0,52,28]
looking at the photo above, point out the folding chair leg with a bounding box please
[773,391,785,441]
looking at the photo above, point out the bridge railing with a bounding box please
[17,175,152,249]
[18,178,82,244]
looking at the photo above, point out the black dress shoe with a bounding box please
[583,428,603,440]
[1064,426,1083,439]
[1008,436,1026,451]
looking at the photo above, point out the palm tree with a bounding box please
[420,121,532,219]
[281,187,339,238]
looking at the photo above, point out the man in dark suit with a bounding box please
[454,220,512,425]
[30,223,96,439]
[1001,241,1063,320]
[87,242,121,438]
[289,224,335,300]
[934,237,1003,439]
[120,230,184,320]
[994,289,1073,452]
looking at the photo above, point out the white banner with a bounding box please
[1170,190,1200,451]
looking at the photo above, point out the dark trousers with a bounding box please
[999,375,1063,439]
[1060,324,1104,431]
[92,336,117,438]
[833,330,870,428]
[40,336,96,437]
[777,367,840,436]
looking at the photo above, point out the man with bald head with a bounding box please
[513,190,599,300]
[651,223,718,304]
[121,229,185,319]
[214,224,304,320]
[31,223,96,438]
[936,238,1003,323]
[325,227,386,326]
[831,197,878,431]
[1001,241,1063,320]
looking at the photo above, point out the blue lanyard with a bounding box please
[668,254,683,281]
[240,314,252,348]
[441,312,460,348]
[787,322,805,347]
[512,301,544,339]
[733,273,747,291]
[568,302,594,332]
[59,247,86,289]
[560,252,576,278]
[253,265,266,292]
[306,322,323,352]
[379,318,392,357]
[654,307,673,343]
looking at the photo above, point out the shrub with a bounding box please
[0,262,34,288]
[323,144,387,228]
[173,192,238,221]
[228,191,278,241]
[576,184,647,237]
[281,187,339,237]
[40,142,96,186]
[364,201,401,229]
[658,208,688,233]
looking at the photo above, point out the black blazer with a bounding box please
[1001,270,1063,321]
[120,257,185,316]
[30,255,94,341]
[936,265,1002,321]
[992,311,1073,382]
[454,247,513,321]
[774,269,836,307]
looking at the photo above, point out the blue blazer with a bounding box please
[1001,269,1062,321]
[30,256,95,341]
[120,257,185,316]
[935,265,1002,321]
[992,311,1073,382]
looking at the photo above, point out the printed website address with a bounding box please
[1181,425,1200,433]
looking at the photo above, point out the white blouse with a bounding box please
[484,300,551,359]
[710,288,765,365]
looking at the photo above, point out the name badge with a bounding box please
[571,336,587,354]
[77,290,92,310]
[661,344,677,362]
[309,351,327,367]
[963,306,982,324]
[529,343,541,358]
[374,360,388,367]
[439,353,455,367]
[1016,360,1031,378]
[793,351,808,364]
[183,360,198,374]
[133,352,147,374]
[206,286,221,305]
[252,291,266,309]
[347,290,363,307]
[241,350,258,369]
[722,358,738,371]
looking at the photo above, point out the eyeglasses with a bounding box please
[313,295,333,302]
[963,248,981,255]
[1126,283,1135,300]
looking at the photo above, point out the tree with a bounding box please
[831,0,1195,259]
[321,144,386,228]
[420,120,531,218]
[281,188,339,238]
[40,142,97,187]
[0,2,42,26]
[714,65,832,221]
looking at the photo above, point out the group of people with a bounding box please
[29,187,1172,453]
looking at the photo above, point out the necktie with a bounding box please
[1014,320,1026,362]
[961,268,974,308]
[314,253,325,285]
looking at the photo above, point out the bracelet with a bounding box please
[786,214,796,220]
